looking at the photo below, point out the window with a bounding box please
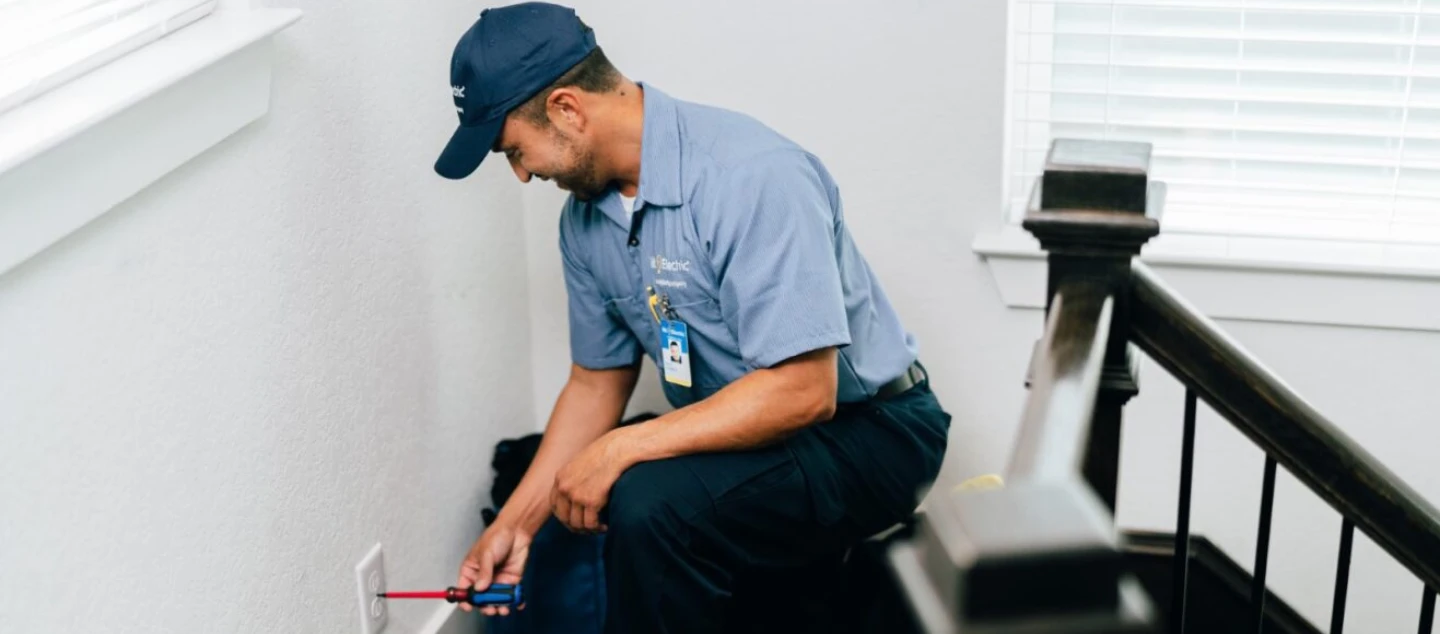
[1009,0,1440,245]
[0,0,217,115]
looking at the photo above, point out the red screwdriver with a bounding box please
[379,583,524,608]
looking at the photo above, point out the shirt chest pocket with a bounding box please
[649,246,723,327]
[660,287,721,325]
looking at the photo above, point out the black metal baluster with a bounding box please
[1252,456,1278,634]
[1171,389,1198,634]
[1417,585,1434,634]
[1331,520,1354,633]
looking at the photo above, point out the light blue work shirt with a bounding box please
[559,85,917,408]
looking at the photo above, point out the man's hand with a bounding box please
[456,524,530,616]
[552,431,632,533]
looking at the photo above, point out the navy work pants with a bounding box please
[602,380,951,634]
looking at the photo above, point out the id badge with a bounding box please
[660,320,692,387]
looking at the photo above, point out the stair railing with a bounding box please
[888,138,1440,634]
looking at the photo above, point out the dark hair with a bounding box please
[515,47,622,126]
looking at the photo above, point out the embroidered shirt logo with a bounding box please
[652,254,692,275]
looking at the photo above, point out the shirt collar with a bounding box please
[634,83,684,208]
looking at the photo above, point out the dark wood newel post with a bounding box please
[1022,139,1163,512]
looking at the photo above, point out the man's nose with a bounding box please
[509,157,531,183]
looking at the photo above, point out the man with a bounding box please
[437,4,950,632]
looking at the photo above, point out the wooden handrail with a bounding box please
[1129,261,1440,590]
[1010,279,1115,483]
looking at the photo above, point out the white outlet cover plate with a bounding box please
[355,543,388,634]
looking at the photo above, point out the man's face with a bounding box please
[494,114,608,201]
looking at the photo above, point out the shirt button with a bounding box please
[628,238,638,247]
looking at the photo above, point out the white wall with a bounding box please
[518,1,1440,633]
[0,1,528,632]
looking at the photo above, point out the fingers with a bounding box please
[553,494,573,531]
[583,505,600,533]
[476,547,499,616]
[559,496,595,534]
[456,554,481,613]
[462,548,495,614]
[553,479,593,534]
[475,548,495,591]
[554,492,607,534]
[456,558,480,590]
[482,604,519,617]
[554,480,609,534]
[569,501,587,533]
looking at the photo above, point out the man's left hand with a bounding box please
[552,431,632,534]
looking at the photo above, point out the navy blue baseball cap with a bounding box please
[435,3,597,180]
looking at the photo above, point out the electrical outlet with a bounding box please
[355,543,388,634]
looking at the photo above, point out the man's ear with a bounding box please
[546,88,586,133]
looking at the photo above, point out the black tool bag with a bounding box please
[481,433,543,527]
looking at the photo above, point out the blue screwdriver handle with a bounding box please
[467,583,523,607]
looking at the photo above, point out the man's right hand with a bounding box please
[456,523,531,616]
[453,364,638,615]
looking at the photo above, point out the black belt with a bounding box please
[874,361,926,400]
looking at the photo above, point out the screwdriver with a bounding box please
[378,583,524,608]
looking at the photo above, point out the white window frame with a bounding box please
[974,0,1440,333]
[0,0,301,276]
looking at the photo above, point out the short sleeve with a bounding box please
[711,152,851,369]
[559,205,641,369]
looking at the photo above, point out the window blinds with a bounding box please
[1010,0,1440,244]
[0,0,217,115]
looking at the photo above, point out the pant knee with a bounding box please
[606,460,707,554]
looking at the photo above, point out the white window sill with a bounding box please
[973,224,1440,333]
[0,7,302,276]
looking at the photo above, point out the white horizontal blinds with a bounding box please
[1009,0,1440,244]
[0,0,217,115]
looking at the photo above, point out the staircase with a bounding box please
[1123,531,1319,634]
[885,139,1440,634]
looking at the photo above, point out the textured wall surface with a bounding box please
[0,1,530,632]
